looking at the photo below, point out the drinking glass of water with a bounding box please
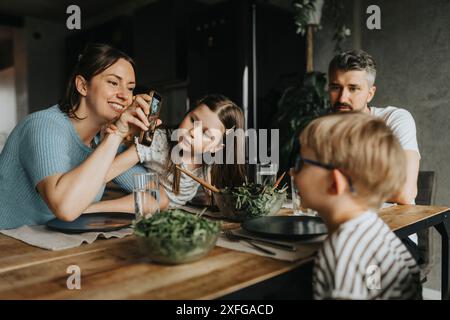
[290,175,318,216]
[133,172,160,220]
[256,163,278,186]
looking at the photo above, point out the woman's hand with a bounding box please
[112,94,152,139]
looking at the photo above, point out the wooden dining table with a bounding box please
[0,205,449,300]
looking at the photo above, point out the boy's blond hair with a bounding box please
[299,112,406,208]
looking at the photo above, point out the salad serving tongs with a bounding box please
[175,165,221,193]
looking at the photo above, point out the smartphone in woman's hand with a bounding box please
[139,90,162,147]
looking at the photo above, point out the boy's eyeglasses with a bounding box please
[294,152,355,193]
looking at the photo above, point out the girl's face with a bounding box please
[81,58,136,122]
[178,104,226,154]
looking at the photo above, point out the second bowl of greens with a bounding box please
[213,183,287,221]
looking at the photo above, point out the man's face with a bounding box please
[328,69,376,113]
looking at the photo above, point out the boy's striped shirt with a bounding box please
[313,211,422,300]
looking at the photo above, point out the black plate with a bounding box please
[46,212,135,234]
[242,216,328,240]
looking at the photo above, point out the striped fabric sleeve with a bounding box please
[19,117,72,187]
[112,164,148,193]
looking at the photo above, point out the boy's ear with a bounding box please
[328,169,349,196]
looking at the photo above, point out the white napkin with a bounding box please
[0,225,133,251]
[216,228,325,262]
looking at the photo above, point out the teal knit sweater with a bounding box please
[0,105,146,229]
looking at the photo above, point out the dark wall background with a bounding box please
[59,0,305,129]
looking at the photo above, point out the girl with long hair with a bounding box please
[107,94,247,207]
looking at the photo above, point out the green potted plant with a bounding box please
[293,0,351,58]
[273,0,351,170]
[274,71,330,170]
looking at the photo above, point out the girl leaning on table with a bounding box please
[107,94,247,208]
[0,43,168,230]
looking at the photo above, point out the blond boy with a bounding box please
[292,112,421,299]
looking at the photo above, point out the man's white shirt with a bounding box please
[370,106,420,158]
[370,106,420,243]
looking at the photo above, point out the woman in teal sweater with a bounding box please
[0,43,168,229]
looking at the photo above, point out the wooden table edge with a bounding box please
[383,205,450,232]
[196,256,315,300]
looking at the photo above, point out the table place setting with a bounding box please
[216,213,328,262]
[0,225,133,251]
[217,227,324,262]
[0,213,135,251]
[0,172,162,251]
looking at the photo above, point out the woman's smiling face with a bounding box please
[81,58,136,122]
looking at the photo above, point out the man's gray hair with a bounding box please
[328,50,377,86]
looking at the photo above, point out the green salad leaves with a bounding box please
[222,183,288,218]
[133,209,221,263]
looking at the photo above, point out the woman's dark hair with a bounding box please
[59,43,135,119]
[164,94,247,194]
